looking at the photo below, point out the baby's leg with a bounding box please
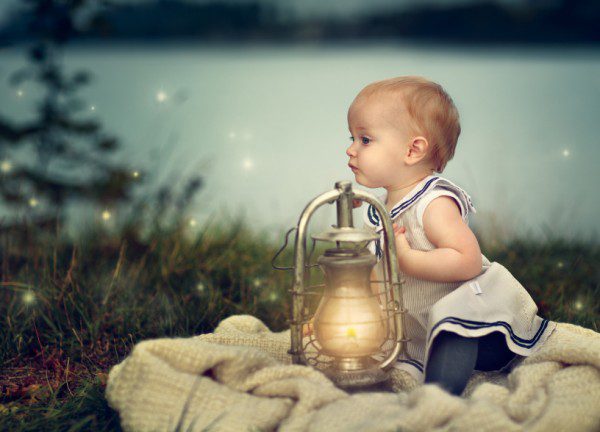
[424,331,478,396]
[474,331,517,371]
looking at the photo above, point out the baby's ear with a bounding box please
[405,136,430,164]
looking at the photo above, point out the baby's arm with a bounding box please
[396,196,482,282]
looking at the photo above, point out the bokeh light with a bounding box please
[22,291,35,305]
[0,159,12,173]
[242,158,254,171]
[156,90,167,103]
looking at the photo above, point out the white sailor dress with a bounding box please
[363,175,556,382]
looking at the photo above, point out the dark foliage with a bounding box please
[0,0,139,233]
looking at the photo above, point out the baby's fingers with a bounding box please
[302,321,313,337]
[392,223,406,234]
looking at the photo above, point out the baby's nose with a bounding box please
[346,143,356,157]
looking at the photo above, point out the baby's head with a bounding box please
[347,76,460,187]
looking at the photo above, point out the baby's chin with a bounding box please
[353,176,381,189]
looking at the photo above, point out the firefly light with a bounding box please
[156,90,167,103]
[0,160,12,173]
[102,210,111,221]
[242,158,254,170]
[29,198,38,207]
[23,291,35,305]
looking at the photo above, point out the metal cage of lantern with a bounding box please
[273,180,410,389]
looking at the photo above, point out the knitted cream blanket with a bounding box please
[106,315,600,432]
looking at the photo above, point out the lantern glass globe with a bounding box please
[313,249,386,358]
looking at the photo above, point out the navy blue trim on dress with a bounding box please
[366,177,440,228]
[375,239,382,260]
[396,359,424,372]
[390,177,439,219]
[429,317,549,349]
[368,202,380,225]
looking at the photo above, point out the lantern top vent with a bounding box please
[318,248,376,268]
[311,227,379,243]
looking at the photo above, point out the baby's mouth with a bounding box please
[348,163,358,172]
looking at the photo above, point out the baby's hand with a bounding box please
[392,223,411,255]
[302,317,314,337]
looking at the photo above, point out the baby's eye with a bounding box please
[361,136,371,145]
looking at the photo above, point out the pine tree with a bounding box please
[0,0,136,234]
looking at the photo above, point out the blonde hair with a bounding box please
[355,76,461,173]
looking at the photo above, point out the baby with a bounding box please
[347,77,481,283]
[341,76,555,395]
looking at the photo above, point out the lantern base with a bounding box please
[322,355,390,389]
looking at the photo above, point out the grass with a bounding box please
[0,210,598,431]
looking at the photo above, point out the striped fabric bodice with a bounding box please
[363,175,490,370]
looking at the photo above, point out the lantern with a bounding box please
[274,181,409,389]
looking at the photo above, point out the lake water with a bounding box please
[1,42,599,243]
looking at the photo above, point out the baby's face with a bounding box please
[346,94,413,188]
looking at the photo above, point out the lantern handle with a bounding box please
[271,227,318,271]
[290,188,341,364]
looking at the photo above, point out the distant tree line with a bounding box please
[0,0,598,45]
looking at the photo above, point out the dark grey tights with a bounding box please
[424,331,517,396]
